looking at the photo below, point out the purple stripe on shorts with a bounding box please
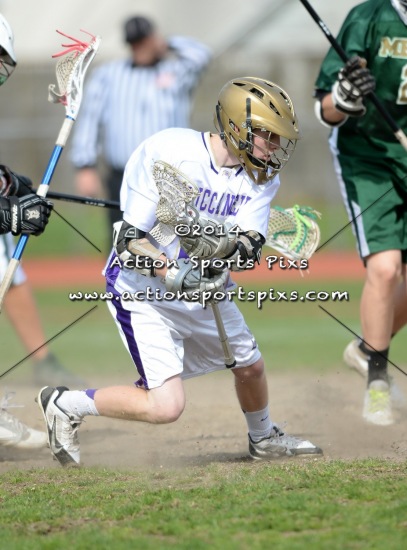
[111,298,148,388]
[104,251,121,288]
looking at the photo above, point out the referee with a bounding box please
[69,15,212,249]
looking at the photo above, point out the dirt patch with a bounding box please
[1,368,406,472]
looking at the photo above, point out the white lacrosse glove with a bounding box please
[178,218,237,259]
[332,56,375,117]
[164,258,228,303]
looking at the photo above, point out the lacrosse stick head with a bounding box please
[265,205,321,261]
[48,30,101,119]
[150,160,200,246]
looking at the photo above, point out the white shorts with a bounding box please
[106,295,261,389]
[0,233,26,286]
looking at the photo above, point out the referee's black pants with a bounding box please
[106,167,124,227]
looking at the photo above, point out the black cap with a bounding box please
[124,16,154,44]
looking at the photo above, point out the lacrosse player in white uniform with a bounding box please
[0,13,53,450]
[38,77,323,467]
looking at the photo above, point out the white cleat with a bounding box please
[363,379,394,426]
[344,339,406,408]
[0,392,47,449]
[37,386,82,467]
[343,340,368,377]
[249,425,323,459]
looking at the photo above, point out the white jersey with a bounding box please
[104,127,280,304]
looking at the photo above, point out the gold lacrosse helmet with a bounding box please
[214,77,301,185]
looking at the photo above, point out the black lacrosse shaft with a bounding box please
[299,0,404,137]
[35,189,121,210]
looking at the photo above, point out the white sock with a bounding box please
[56,389,99,418]
[244,406,273,442]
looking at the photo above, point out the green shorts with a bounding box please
[336,155,407,262]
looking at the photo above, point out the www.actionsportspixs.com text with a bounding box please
[68,286,349,309]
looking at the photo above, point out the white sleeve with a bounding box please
[121,144,159,232]
[232,178,280,238]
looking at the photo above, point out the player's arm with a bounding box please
[179,219,265,271]
[0,165,53,236]
[0,164,35,197]
[113,220,167,277]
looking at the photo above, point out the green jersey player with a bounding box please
[314,0,407,426]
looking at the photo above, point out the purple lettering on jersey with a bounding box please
[221,194,236,216]
[207,192,218,214]
[192,188,252,217]
[228,194,240,215]
[199,188,211,211]
[215,193,225,215]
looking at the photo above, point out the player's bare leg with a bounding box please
[361,251,401,350]
[94,375,186,423]
[232,357,322,459]
[4,282,49,361]
[359,250,402,425]
[37,376,186,467]
[233,358,268,412]
[392,265,407,335]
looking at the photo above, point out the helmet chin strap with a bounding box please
[215,104,226,142]
[240,98,252,151]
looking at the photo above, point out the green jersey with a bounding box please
[315,0,407,161]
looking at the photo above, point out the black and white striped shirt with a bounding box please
[70,36,212,171]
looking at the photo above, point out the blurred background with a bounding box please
[0,0,361,256]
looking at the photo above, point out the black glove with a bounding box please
[332,56,376,117]
[0,194,53,236]
[0,164,33,197]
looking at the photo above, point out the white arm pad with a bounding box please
[314,99,348,129]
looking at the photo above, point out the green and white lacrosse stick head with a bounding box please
[265,204,321,261]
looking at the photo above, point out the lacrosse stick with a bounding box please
[298,0,407,152]
[0,30,101,312]
[36,189,120,210]
[151,160,236,368]
[265,204,321,261]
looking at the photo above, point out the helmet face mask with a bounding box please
[246,129,296,179]
[0,14,16,86]
[215,77,301,185]
[0,46,16,85]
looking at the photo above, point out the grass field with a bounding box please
[1,460,407,549]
